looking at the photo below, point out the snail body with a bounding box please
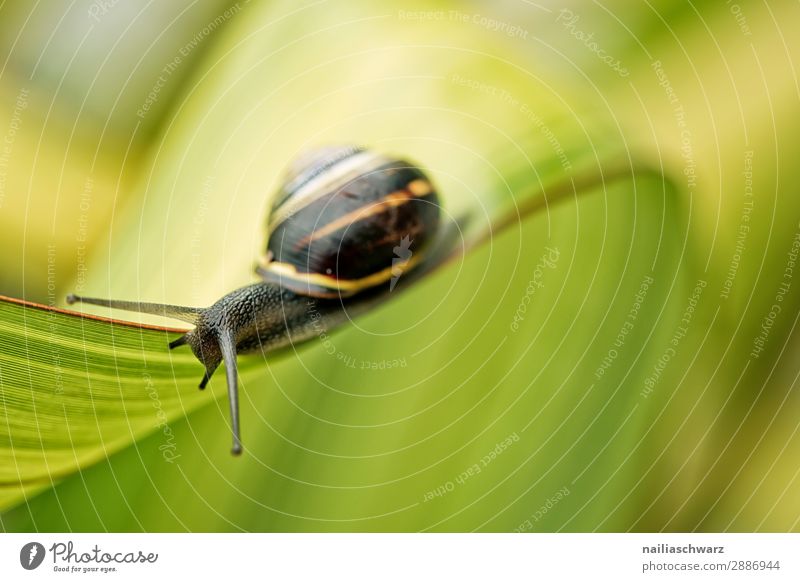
[67,146,441,455]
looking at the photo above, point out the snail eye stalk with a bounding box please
[65,294,202,325]
[218,331,242,455]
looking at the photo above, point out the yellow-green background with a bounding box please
[0,0,798,531]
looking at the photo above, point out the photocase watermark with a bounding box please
[143,373,181,463]
[652,60,696,191]
[513,486,571,531]
[510,247,560,332]
[337,354,408,370]
[397,10,529,39]
[20,542,46,570]
[641,279,707,398]
[422,432,520,502]
[390,234,413,292]
[87,0,122,22]
[73,175,93,294]
[44,540,157,574]
[595,274,654,379]
[0,86,29,209]
[750,222,800,359]
[305,300,408,371]
[451,10,529,39]
[137,3,246,119]
[20,540,159,573]
[726,0,753,37]
[450,73,519,106]
[556,9,629,77]
[720,150,754,300]
[450,74,572,172]
[46,244,65,395]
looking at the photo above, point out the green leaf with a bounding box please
[0,297,207,508]
[0,153,682,528]
[0,0,681,528]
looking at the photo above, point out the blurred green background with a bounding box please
[1,0,799,531]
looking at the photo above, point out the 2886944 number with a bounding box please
[730,560,780,571]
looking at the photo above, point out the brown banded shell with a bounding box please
[257,146,440,298]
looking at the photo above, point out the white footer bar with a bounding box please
[1,533,797,581]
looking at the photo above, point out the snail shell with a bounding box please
[258,146,440,298]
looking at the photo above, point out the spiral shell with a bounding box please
[258,146,440,298]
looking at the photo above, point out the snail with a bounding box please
[66,146,447,455]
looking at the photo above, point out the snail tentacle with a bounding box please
[66,293,202,325]
[218,329,242,456]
